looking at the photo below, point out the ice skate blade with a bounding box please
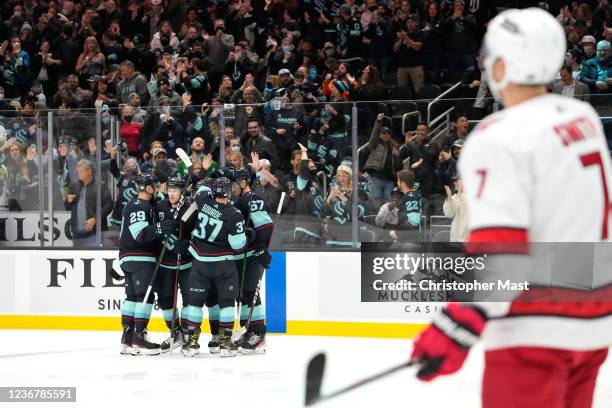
[181,347,199,357]
[209,346,220,354]
[161,340,183,353]
[131,346,160,356]
[238,346,266,355]
[220,349,237,357]
[120,345,132,355]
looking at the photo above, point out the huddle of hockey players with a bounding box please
[117,163,273,358]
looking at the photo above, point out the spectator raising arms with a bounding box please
[364,113,400,205]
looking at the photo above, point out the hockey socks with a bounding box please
[208,305,220,335]
[162,308,180,330]
[240,304,266,334]
[181,306,203,331]
[219,307,234,332]
[133,302,153,332]
[121,301,137,330]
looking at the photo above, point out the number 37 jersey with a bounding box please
[188,188,247,263]
[459,94,612,351]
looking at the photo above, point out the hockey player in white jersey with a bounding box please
[410,8,612,408]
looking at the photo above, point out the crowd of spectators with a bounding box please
[0,0,609,247]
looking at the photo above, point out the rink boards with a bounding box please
[0,250,429,338]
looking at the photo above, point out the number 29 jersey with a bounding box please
[118,197,158,264]
[459,93,612,351]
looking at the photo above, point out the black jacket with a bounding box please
[65,178,112,238]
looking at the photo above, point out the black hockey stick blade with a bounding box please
[305,353,416,406]
[305,353,326,406]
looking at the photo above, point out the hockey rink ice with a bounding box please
[1,330,611,407]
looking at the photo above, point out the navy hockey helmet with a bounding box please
[167,176,187,190]
[233,167,250,183]
[196,177,216,190]
[213,177,232,197]
[134,173,158,190]
[211,166,236,181]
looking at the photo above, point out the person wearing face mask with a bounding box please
[203,19,235,91]
[336,4,364,69]
[251,156,282,213]
[222,42,256,88]
[272,35,300,73]
[120,105,143,157]
[265,88,305,172]
[108,145,140,227]
[239,119,279,172]
[127,93,149,125]
[149,76,182,115]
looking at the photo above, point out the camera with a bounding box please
[160,34,170,47]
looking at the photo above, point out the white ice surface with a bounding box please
[0,330,610,408]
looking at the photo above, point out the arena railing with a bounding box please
[0,93,611,250]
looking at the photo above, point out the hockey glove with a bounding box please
[411,303,487,382]
[245,227,257,247]
[253,247,272,269]
[173,239,191,255]
[156,219,179,235]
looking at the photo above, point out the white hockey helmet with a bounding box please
[483,8,566,99]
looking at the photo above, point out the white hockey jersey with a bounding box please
[459,93,612,351]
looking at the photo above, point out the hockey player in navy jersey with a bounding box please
[118,174,179,355]
[154,177,197,353]
[232,168,274,354]
[181,177,248,357]
[389,169,421,242]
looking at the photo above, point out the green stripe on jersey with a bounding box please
[128,220,149,240]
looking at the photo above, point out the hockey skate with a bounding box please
[120,327,133,355]
[238,332,266,355]
[219,330,238,357]
[161,325,185,353]
[208,334,220,354]
[131,330,161,356]
[181,329,201,357]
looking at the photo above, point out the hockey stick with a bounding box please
[231,267,264,342]
[142,245,166,305]
[141,196,186,306]
[176,148,193,168]
[168,202,198,350]
[305,353,416,406]
[235,191,253,326]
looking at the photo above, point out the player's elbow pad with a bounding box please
[228,232,247,251]
[138,225,159,243]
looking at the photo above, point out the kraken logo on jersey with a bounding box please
[122,187,137,205]
[468,0,479,13]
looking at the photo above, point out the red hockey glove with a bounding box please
[411,303,487,382]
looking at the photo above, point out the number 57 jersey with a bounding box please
[459,93,612,350]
